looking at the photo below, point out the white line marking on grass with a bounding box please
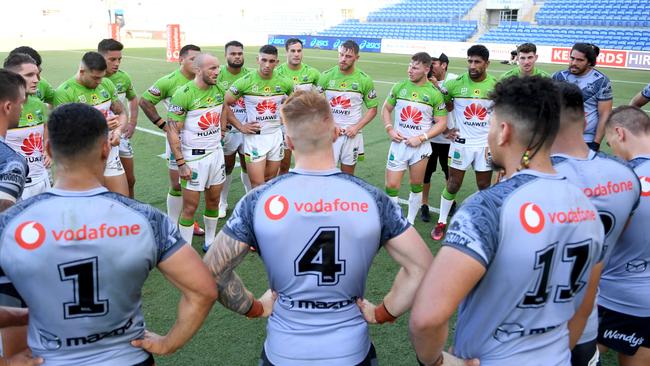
[136,126,166,137]
[399,198,440,213]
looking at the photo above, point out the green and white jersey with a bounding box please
[385,80,447,139]
[500,67,551,80]
[167,82,225,151]
[444,73,498,147]
[106,70,136,105]
[216,66,253,124]
[318,67,378,128]
[276,63,320,92]
[228,72,293,134]
[141,69,193,110]
[36,79,55,104]
[53,77,119,119]
[5,96,48,185]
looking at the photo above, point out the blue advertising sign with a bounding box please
[268,35,382,53]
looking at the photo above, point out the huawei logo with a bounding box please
[399,106,423,124]
[330,96,351,109]
[15,221,46,250]
[198,111,220,130]
[264,195,289,220]
[464,103,488,121]
[235,97,246,108]
[519,202,545,234]
[21,132,43,155]
[256,100,277,115]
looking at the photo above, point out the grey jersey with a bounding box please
[223,168,409,365]
[444,170,604,365]
[0,187,184,365]
[552,151,640,343]
[0,138,28,204]
[599,155,650,316]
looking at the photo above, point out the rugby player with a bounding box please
[421,53,457,222]
[139,44,203,235]
[53,51,128,196]
[0,103,217,365]
[599,106,650,366]
[204,90,433,365]
[276,38,320,175]
[551,82,640,366]
[410,76,604,365]
[630,82,650,108]
[218,40,252,218]
[3,54,50,199]
[223,45,293,188]
[318,40,378,176]
[553,43,612,151]
[432,45,497,240]
[500,43,550,79]
[167,53,227,252]
[98,38,139,198]
[382,52,447,224]
[8,46,54,105]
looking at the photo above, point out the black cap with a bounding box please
[432,53,449,64]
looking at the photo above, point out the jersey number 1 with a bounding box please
[294,227,346,286]
[58,257,109,319]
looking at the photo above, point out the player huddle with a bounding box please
[0,37,648,366]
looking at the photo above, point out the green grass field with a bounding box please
[7,46,649,365]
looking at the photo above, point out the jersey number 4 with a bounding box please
[294,227,346,286]
[58,257,109,319]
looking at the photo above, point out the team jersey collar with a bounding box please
[290,167,342,176]
[552,149,597,161]
[631,154,650,161]
[49,186,109,197]
[511,168,566,181]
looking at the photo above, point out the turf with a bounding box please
[7,46,648,365]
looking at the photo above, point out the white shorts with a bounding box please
[244,130,284,163]
[21,177,51,199]
[333,133,364,166]
[180,149,226,192]
[281,125,289,150]
[448,143,492,172]
[386,141,431,172]
[119,136,134,158]
[104,145,125,177]
[223,129,244,156]
[166,141,178,171]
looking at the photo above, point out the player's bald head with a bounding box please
[280,90,335,154]
[193,53,218,69]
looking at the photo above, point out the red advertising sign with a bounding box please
[108,23,120,42]
[166,24,181,62]
[550,47,627,68]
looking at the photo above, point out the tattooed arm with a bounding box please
[203,231,274,316]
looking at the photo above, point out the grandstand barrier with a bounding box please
[268,34,382,53]
[379,39,650,70]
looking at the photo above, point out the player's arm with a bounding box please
[166,118,187,179]
[0,163,27,212]
[125,83,139,138]
[203,231,274,317]
[139,98,166,130]
[346,101,378,138]
[630,89,650,108]
[594,99,612,146]
[568,262,603,348]
[0,306,28,327]
[381,96,405,143]
[131,245,217,355]
[409,246,485,365]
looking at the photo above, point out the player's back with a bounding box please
[447,171,604,365]
[224,168,407,365]
[0,187,182,365]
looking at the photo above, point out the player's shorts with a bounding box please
[119,136,134,158]
[104,146,125,177]
[259,343,377,366]
[223,129,244,156]
[598,305,650,356]
[21,176,51,200]
[333,133,364,166]
[281,125,289,150]
[448,142,492,172]
[165,141,178,171]
[424,142,451,183]
[386,141,431,172]
[244,130,284,163]
[180,148,226,192]
[571,339,599,366]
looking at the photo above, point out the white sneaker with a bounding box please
[218,203,228,219]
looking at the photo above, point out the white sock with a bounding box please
[241,170,252,193]
[179,222,194,246]
[203,215,219,249]
[389,195,399,205]
[407,192,422,225]
[438,196,455,224]
[220,174,232,210]
[167,193,182,225]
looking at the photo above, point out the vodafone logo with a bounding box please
[264,195,289,220]
[15,221,46,250]
[520,202,545,234]
[639,176,650,197]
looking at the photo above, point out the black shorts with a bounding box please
[132,354,155,366]
[423,143,450,184]
[571,338,598,366]
[598,305,650,356]
[260,343,377,366]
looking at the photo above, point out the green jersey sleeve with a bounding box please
[167,86,190,123]
[52,84,75,107]
[443,78,458,103]
[38,79,56,104]
[229,75,250,98]
[142,76,171,105]
[385,82,400,106]
[361,75,378,109]
[103,79,119,106]
[282,76,295,95]
[308,67,321,86]
[432,88,448,117]
[123,71,137,100]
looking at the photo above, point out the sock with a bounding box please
[178,217,194,245]
[407,184,423,225]
[385,187,400,205]
[241,170,252,193]
[437,187,457,224]
[203,209,219,249]
[220,174,232,210]
[167,188,183,225]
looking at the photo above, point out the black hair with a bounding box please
[98,38,124,53]
[259,44,278,56]
[47,103,108,158]
[225,40,243,51]
[555,81,585,124]
[9,46,42,66]
[3,53,37,71]
[517,43,537,54]
[81,52,107,72]
[468,44,490,61]
[285,38,303,50]
[340,40,360,55]
[0,69,26,102]
[179,44,201,57]
[572,43,600,66]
